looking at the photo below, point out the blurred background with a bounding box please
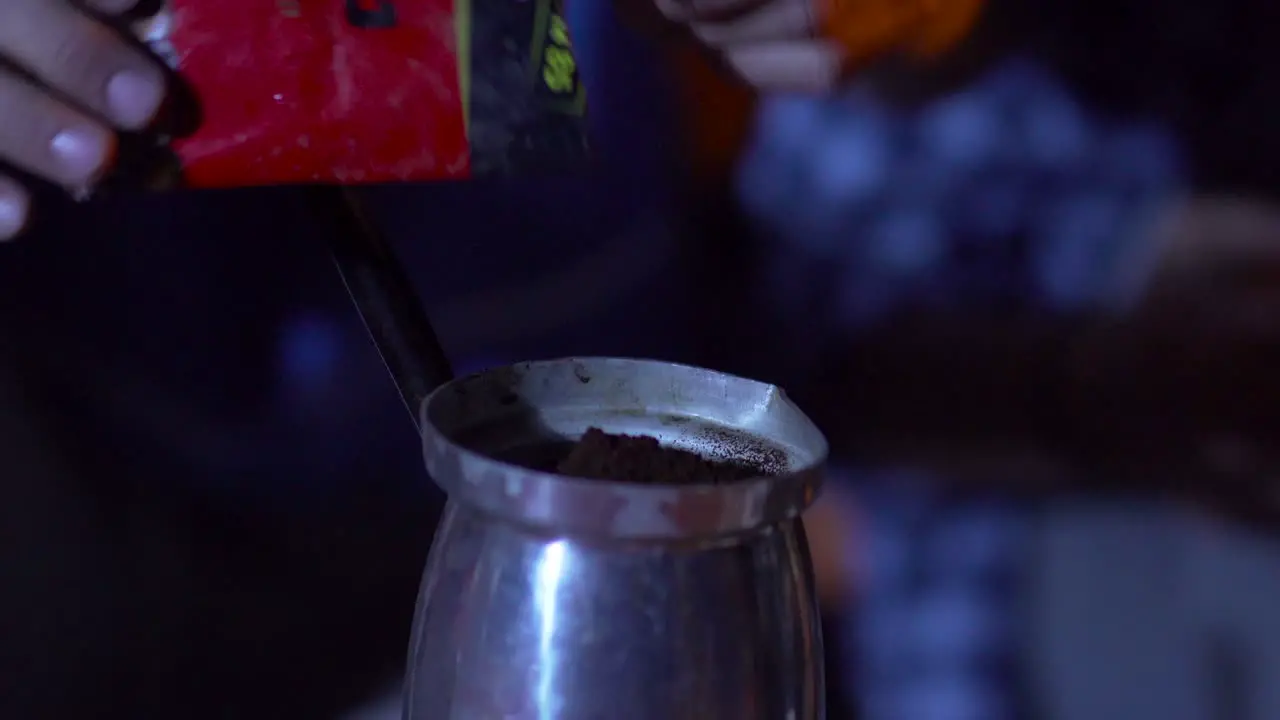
[4,0,1280,718]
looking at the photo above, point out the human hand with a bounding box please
[619,0,989,94]
[1072,197,1280,407]
[1066,197,1280,524]
[1136,197,1280,336]
[616,0,847,93]
[0,0,166,240]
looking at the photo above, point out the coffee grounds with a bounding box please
[555,427,763,485]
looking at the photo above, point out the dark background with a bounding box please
[4,0,1280,718]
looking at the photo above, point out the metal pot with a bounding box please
[404,357,829,720]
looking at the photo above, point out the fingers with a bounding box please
[1162,198,1280,256]
[0,0,165,240]
[687,0,816,43]
[1152,197,1280,292]
[0,70,117,189]
[722,40,845,92]
[644,0,846,93]
[0,0,166,130]
[0,176,31,241]
[655,0,773,22]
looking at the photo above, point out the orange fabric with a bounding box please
[824,0,987,64]
[674,46,757,182]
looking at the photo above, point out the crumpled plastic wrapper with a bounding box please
[120,0,588,189]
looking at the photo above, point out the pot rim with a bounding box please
[420,357,828,541]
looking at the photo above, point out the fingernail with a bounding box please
[51,128,112,183]
[0,192,28,241]
[107,69,165,129]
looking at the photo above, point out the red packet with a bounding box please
[127,0,588,188]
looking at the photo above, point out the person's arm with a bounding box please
[798,198,1280,520]
[795,310,1086,495]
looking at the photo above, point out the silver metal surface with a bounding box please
[404,357,829,720]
